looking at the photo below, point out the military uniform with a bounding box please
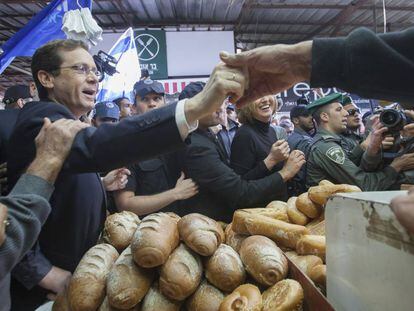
[288,127,313,154]
[339,130,365,165]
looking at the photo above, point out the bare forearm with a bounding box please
[26,155,64,184]
[118,190,178,216]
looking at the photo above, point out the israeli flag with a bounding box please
[96,28,141,103]
[0,0,91,74]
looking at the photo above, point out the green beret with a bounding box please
[340,95,353,106]
[306,92,343,114]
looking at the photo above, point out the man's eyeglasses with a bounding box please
[347,108,361,116]
[57,64,102,79]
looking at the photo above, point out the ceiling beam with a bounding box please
[330,0,372,36]
[251,3,414,11]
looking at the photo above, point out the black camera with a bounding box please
[93,50,118,82]
[380,108,413,134]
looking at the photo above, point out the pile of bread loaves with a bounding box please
[53,180,360,311]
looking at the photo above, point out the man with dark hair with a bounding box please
[133,79,165,114]
[305,93,414,190]
[113,97,132,119]
[287,105,314,154]
[8,39,247,309]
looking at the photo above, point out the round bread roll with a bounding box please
[107,247,154,309]
[296,193,321,219]
[141,283,182,311]
[178,213,225,256]
[225,223,248,253]
[103,211,140,251]
[287,197,309,226]
[69,244,119,311]
[205,244,246,292]
[186,280,225,311]
[98,297,140,311]
[219,284,262,311]
[159,243,203,301]
[284,251,323,276]
[262,279,304,311]
[296,235,326,262]
[131,212,179,268]
[308,264,326,289]
[239,236,288,287]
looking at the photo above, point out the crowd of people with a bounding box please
[0,25,413,310]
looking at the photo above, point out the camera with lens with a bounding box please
[379,108,413,134]
[93,50,118,82]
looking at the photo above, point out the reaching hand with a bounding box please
[269,140,290,163]
[173,172,199,200]
[219,41,312,107]
[38,266,72,298]
[363,117,389,156]
[390,153,414,172]
[278,150,306,181]
[102,168,131,191]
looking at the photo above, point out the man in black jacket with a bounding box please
[8,39,247,309]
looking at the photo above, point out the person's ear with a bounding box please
[321,112,329,122]
[37,70,55,91]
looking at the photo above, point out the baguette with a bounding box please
[141,283,182,311]
[308,264,326,289]
[98,297,140,311]
[286,197,309,226]
[308,184,361,205]
[296,193,321,219]
[103,211,140,251]
[178,213,225,256]
[205,244,246,292]
[159,243,203,301]
[219,284,262,311]
[131,212,179,268]
[235,213,309,249]
[239,236,288,287]
[107,247,154,309]
[232,208,289,235]
[225,223,248,253]
[186,280,225,311]
[262,279,304,311]
[284,251,323,276]
[296,235,326,262]
[68,244,119,311]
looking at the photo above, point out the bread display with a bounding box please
[308,264,327,289]
[186,280,225,311]
[296,235,326,262]
[140,283,182,311]
[98,297,140,311]
[239,236,288,287]
[107,247,154,309]
[296,192,321,219]
[178,213,225,256]
[284,251,323,276]
[308,183,361,205]
[219,284,262,311]
[159,243,203,301]
[205,244,246,292]
[286,197,309,226]
[233,213,309,249]
[262,279,304,311]
[68,243,119,311]
[225,223,248,253]
[103,211,140,251]
[131,212,179,268]
[232,208,289,234]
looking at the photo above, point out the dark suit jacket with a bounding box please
[8,100,184,309]
[0,108,19,164]
[182,129,287,222]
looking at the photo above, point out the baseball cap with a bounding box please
[93,101,120,120]
[178,82,206,100]
[290,105,311,119]
[3,85,32,105]
[133,79,165,98]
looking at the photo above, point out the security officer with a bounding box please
[305,93,414,191]
[287,105,314,154]
[91,101,120,128]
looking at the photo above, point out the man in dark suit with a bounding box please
[0,85,33,195]
[8,39,247,309]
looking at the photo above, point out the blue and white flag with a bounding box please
[96,28,141,103]
[0,0,91,74]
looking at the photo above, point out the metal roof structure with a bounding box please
[1,0,414,94]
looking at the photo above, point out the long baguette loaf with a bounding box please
[107,247,154,309]
[159,243,203,301]
[225,223,248,253]
[284,251,323,276]
[103,211,140,251]
[239,235,288,287]
[308,184,361,205]
[131,212,179,268]
[296,235,326,262]
[178,213,225,256]
[98,297,140,311]
[286,197,309,226]
[140,283,182,311]
[296,193,321,219]
[219,284,262,311]
[68,243,119,311]
[262,279,304,311]
[232,208,289,234]
[205,244,246,292]
[186,280,225,311]
[234,213,309,249]
[265,200,288,211]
